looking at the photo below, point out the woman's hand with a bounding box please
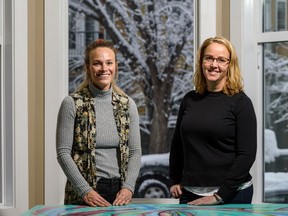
[83,190,111,207]
[170,184,182,198]
[188,195,219,205]
[113,188,132,206]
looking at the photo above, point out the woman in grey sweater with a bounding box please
[56,39,142,207]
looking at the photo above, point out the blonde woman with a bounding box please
[169,36,257,205]
[56,39,141,207]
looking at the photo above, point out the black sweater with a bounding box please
[169,90,257,201]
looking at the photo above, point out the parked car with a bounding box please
[264,129,288,203]
[134,153,171,198]
[264,172,288,203]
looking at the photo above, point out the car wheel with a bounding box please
[138,179,170,198]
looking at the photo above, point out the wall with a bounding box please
[28,0,44,208]
[217,0,230,39]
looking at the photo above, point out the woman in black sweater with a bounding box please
[169,36,257,205]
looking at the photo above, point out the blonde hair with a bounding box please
[76,39,126,96]
[193,36,243,95]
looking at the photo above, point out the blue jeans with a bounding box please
[96,177,121,204]
[179,184,253,204]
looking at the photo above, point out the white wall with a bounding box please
[44,0,68,204]
[197,0,217,44]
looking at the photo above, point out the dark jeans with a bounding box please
[180,184,253,204]
[96,177,121,204]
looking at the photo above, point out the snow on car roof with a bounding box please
[265,172,288,192]
[141,153,169,167]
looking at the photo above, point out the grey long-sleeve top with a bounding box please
[56,84,142,197]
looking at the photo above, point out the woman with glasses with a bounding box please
[169,36,257,205]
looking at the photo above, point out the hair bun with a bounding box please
[96,38,106,43]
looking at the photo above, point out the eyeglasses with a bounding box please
[203,55,230,66]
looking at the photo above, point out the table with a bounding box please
[21,203,288,216]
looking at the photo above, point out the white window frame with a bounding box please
[0,0,13,208]
[0,0,29,215]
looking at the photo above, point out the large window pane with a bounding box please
[68,0,194,198]
[264,41,288,203]
[263,0,288,32]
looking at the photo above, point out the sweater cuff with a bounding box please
[217,185,235,202]
[80,187,93,198]
[122,182,135,194]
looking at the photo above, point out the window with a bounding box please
[263,42,288,203]
[263,0,288,32]
[262,0,288,204]
[230,0,288,203]
[68,0,195,198]
[276,0,287,30]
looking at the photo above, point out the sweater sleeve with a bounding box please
[56,96,92,197]
[217,94,257,201]
[122,97,142,193]
[169,94,186,186]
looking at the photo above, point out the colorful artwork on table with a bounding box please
[21,204,288,216]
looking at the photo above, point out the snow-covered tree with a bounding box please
[264,44,288,130]
[69,0,194,154]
